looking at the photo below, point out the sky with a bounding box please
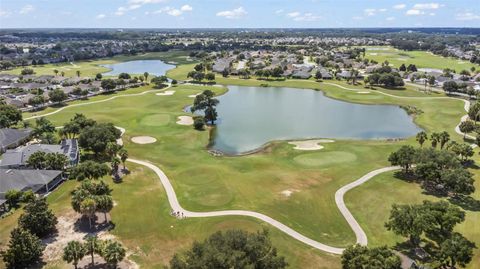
[0,0,479,28]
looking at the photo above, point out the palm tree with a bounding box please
[110,157,120,177]
[84,235,101,266]
[430,132,441,148]
[118,148,128,170]
[95,195,113,223]
[102,240,126,269]
[80,198,96,229]
[144,72,149,82]
[439,131,450,149]
[416,131,428,147]
[61,71,65,77]
[76,70,81,77]
[53,69,59,76]
[63,241,86,269]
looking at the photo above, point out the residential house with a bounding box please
[0,128,32,153]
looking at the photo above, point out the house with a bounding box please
[291,69,312,79]
[212,58,233,73]
[0,169,63,208]
[0,128,32,153]
[0,139,79,169]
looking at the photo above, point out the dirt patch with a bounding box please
[131,136,157,144]
[176,116,194,126]
[156,90,175,96]
[288,139,334,151]
[42,212,139,268]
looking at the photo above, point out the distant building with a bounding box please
[0,139,79,169]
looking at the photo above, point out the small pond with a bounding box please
[101,60,175,76]
[207,86,422,155]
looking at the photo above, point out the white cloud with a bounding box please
[96,14,106,19]
[0,9,11,17]
[364,8,376,16]
[287,11,300,18]
[292,13,321,21]
[379,8,387,12]
[216,7,247,19]
[180,5,193,12]
[456,12,480,21]
[386,16,395,21]
[413,3,442,10]
[393,4,406,9]
[19,4,34,14]
[275,9,284,14]
[406,9,424,15]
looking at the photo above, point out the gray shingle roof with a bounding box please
[0,128,32,150]
[0,169,62,202]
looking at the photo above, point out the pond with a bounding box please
[101,60,175,76]
[208,86,422,155]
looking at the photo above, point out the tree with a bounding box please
[118,148,128,170]
[53,69,59,76]
[96,73,103,80]
[315,70,323,80]
[443,81,458,94]
[421,201,465,239]
[193,116,205,130]
[222,68,229,77]
[106,142,121,158]
[118,73,131,79]
[78,123,121,155]
[170,229,287,269]
[48,89,68,104]
[70,160,110,180]
[191,90,219,125]
[102,240,126,269]
[459,121,475,139]
[385,204,427,246]
[341,244,401,269]
[439,233,476,268]
[2,228,44,269]
[5,189,22,208]
[28,95,45,108]
[0,104,22,128]
[18,197,58,237]
[63,241,86,269]
[205,73,215,82]
[430,132,441,148]
[150,75,168,88]
[399,63,406,72]
[76,70,81,77]
[95,195,113,223]
[416,131,428,147]
[110,156,120,177]
[441,168,475,196]
[84,235,101,266]
[101,79,117,91]
[80,198,97,229]
[143,72,149,82]
[439,131,450,149]
[21,68,35,75]
[388,145,416,173]
[33,117,55,138]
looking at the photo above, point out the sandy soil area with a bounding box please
[288,139,335,150]
[131,136,157,144]
[156,90,175,96]
[176,116,194,125]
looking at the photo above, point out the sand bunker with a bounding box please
[188,93,201,98]
[357,91,370,94]
[131,136,157,144]
[288,139,335,150]
[176,116,194,125]
[156,90,175,96]
[280,190,297,197]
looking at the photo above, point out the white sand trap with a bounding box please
[357,91,370,94]
[176,116,194,125]
[156,90,176,96]
[280,189,299,197]
[188,93,201,98]
[131,136,157,144]
[288,139,334,150]
[369,53,378,56]
[396,58,407,61]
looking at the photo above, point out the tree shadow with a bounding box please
[393,171,417,183]
[448,195,480,212]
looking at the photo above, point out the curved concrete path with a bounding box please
[44,80,474,255]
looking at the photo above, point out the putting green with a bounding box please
[140,113,171,126]
[294,151,358,167]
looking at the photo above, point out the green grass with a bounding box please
[0,58,477,268]
[364,46,479,73]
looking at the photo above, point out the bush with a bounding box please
[193,116,205,130]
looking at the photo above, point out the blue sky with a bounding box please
[0,0,479,28]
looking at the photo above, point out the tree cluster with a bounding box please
[71,180,113,228]
[63,237,126,269]
[341,244,401,269]
[191,90,219,125]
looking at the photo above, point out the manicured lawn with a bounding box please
[364,46,479,73]
[1,59,476,268]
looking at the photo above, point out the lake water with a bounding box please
[209,86,422,155]
[101,60,175,76]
